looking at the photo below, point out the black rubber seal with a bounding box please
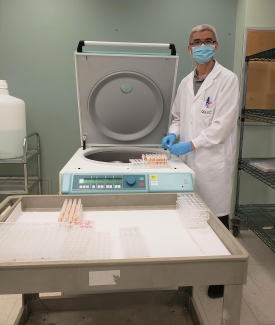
[169,43,176,56]
[77,40,85,53]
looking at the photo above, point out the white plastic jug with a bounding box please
[0,80,26,159]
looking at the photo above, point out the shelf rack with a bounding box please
[234,48,275,251]
[236,204,275,252]
[0,132,42,195]
[242,109,275,124]
[239,158,275,189]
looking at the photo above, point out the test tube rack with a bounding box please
[0,222,153,262]
[129,153,169,168]
[120,227,150,258]
[176,193,210,229]
[0,221,112,263]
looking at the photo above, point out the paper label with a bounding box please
[89,270,120,286]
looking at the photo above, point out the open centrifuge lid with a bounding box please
[75,41,178,147]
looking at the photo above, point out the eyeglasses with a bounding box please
[190,39,217,47]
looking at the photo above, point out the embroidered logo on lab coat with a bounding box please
[200,108,213,117]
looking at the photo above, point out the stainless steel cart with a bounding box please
[0,193,248,325]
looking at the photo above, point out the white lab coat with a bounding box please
[169,61,239,216]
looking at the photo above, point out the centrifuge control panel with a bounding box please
[60,172,194,194]
[73,174,146,191]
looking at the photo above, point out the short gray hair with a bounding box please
[189,24,218,44]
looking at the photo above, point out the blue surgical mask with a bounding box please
[192,44,215,64]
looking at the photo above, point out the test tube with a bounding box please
[141,154,145,163]
[73,199,82,222]
[58,199,68,222]
[64,199,72,222]
[68,199,77,223]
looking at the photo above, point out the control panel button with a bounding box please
[126,176,136,186]
[140,182,145,187]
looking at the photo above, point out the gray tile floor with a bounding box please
[0,229,274,325]
[194,229,275,325]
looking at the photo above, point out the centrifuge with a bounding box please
[59,41,195,195]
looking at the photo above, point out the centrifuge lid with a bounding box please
[75,42,178,147]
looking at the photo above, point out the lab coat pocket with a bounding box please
[195,144,225,170]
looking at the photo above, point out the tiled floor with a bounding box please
[0,229,274,325]
[194,229,275,325]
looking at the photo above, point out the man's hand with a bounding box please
[161,133,176,149]
[169,141,193,155]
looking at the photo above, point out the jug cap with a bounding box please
[0,80,8,89]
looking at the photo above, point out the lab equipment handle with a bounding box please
[77,41,176,55]
[0,196,21,222]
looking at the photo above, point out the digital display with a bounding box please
[83,178,122,184]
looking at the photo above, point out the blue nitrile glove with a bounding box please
[169,141,192,156]
[161,133,176,149]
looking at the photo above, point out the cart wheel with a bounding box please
[233,225,239,237]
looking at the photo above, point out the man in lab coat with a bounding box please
[162,24,239,299]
